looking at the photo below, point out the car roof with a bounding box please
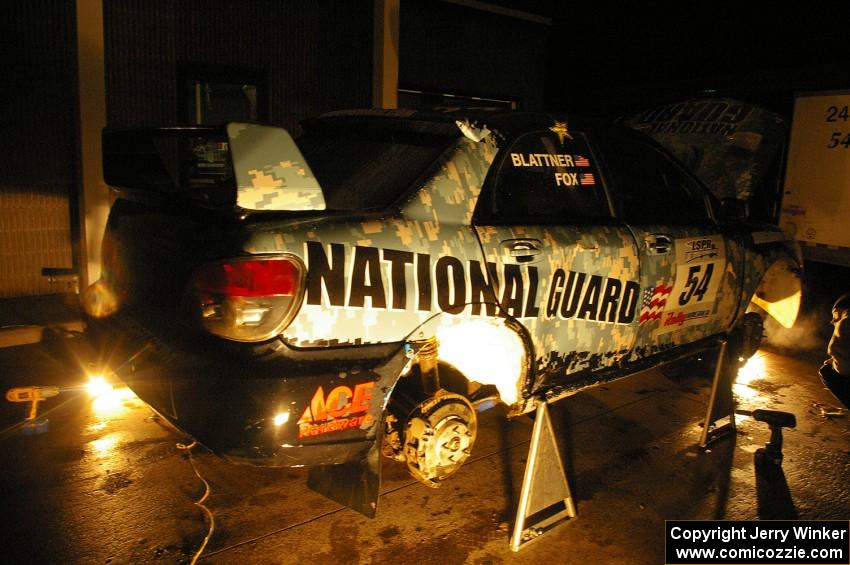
[306,108,626,144]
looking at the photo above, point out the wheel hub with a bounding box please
[402,392,477,487]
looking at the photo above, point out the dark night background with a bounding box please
[1,4,850,564]
[544,3,850,118]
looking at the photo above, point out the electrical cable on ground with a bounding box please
[176,440,215,565]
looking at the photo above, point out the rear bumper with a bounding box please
[89,314,408,467]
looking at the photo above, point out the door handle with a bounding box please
[503,239,542,263]
[645,234,673,255]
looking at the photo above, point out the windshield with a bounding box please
[296,123,457,210]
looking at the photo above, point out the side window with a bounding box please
[476,131,611,225]
[596,134,713,224]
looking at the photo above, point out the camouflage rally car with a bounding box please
[83,109,802,516]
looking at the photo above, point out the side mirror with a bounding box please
[721,198,748,221]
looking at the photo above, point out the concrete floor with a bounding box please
[1,328,848,565]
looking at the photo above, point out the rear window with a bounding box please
[296,124,456,210]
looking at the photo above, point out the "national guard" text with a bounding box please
[304,242,639,324]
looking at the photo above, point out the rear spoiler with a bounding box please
[102,123,326,212]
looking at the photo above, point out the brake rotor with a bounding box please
[403,392,477,488]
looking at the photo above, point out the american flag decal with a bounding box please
[639,283,673,324]
[574,155,590,167]
[579,172,596,185]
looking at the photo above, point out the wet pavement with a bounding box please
[1,326,848,564]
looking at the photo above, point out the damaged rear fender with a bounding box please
[748,255,803,329]
[402,313,535,408]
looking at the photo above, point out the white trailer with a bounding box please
[781,91,850,266]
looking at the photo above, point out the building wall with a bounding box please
[0,1,77,297]
[1,1,548,298]
[399,0,549,110]
[104,0,374,133]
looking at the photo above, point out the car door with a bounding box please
[591,131,737,360]
[472,124,641,393]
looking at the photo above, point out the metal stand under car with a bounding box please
[699,340,738,447]
[510,400,576,552]
[509,338,741,551]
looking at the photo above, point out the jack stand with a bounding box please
[510,401,576,552]
[699,340,737,448]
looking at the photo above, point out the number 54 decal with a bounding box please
[678,263,714,306]
[658,235,726,332]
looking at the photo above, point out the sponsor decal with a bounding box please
[675,261,715,306]
[639,283,673,324]
[510,151,596,188]
[654,235,726,333]
[549,120,573,144]
[630,100,754,137]
[663,308,711,327]
[297,381,375,438]
[305,242,639,324]
[510,153,581,168]
[683,237,719,263]
[545,269,639,324]
[305,242,507,316]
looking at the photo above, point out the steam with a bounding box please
[763,311,827,353]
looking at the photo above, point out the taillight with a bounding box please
[189,256,304,342]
